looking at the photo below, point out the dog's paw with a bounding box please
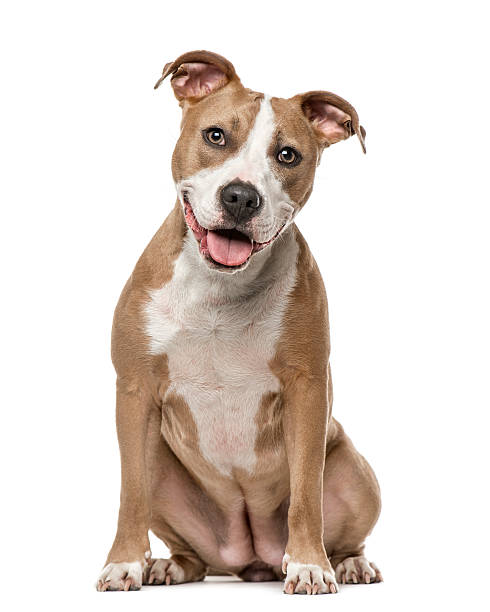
[96,561,144,591]
[282,554,338,595]
[335,556,383,584]
[145,558,186,585]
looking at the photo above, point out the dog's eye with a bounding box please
[277,146,300,165]
[204,127,226,146]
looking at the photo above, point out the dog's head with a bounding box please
[155,50,365,272]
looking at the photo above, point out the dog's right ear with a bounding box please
[154,50,239,103]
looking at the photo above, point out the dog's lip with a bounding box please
[182,194,285,267]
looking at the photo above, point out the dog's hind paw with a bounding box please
[335,556,383,584]
[145,558,186,585]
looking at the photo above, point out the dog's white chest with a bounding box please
[145,232,298,475]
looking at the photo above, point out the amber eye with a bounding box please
[204,127,226,146]
[278,146,299,165]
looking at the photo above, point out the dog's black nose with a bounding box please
[220,181,262,221]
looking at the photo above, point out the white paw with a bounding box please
[146,558,185,585]
[282,554,338,595]
[335,556,383,584]
[97,561,144,591]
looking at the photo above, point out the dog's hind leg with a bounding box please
[323,419,383,585]
[146,424,231,582]
[146,515,207,585]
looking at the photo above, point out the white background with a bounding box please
[1,1,489,610]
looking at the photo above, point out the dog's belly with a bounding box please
[150,451,289,569]
[153,337,290,568]
[145,233,299,568]
[155,334,289,567]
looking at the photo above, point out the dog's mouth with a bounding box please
[183,195,283,269]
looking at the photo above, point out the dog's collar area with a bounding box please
[182,194,285,270]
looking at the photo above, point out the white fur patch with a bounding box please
[283,556,338,595]
[97,561,144,591]
[177,96,295,243]
[145,228,299,476]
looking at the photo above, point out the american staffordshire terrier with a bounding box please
[97,50,382,595]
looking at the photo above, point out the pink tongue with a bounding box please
[207,229,253,266]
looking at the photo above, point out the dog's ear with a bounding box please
[295,91,366,153]
[154,50,239,102]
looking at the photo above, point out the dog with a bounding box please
[97,50,382,595]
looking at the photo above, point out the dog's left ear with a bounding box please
[295,91,366,153]
[154,50,239,102]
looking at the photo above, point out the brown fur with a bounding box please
[98,51,381,595]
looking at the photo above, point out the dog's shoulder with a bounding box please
[111,202,185,379]
[271,225,330,380]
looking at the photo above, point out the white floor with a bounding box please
[25,572,478,612]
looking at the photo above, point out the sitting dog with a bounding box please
[97,50,382,595]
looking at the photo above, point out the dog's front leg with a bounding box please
[281,374,337,595]
[97,382,155,591]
